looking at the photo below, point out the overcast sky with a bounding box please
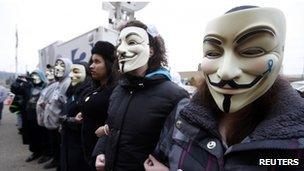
[1,0,304,75]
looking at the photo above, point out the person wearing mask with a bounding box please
[74,41,117,170]
[94,20,189,171]
[43,58,72,169]
[25,70,48,162]
[145,6,304,171]
[60,62,92,171]
[9,75,32,144]
[36,64,57,165]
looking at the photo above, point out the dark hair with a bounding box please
[196,77,280,146]
[119,20,168,72]
[90,41,118,88]
[89,52,118,88]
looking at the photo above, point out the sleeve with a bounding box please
[153,98,189,167]
[9,96,21,114]
[36,87,48,126]
[92,136,108,157]
[63,117,81,131]
[173,85,190,106]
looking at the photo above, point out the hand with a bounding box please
[95,124,109,137]
[144,155,169,171]
[39,102,46,110]
[75,112,83,123]
[96,154,105,171]
[58,115,67,124]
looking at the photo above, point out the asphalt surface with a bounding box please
[0,106,56,171]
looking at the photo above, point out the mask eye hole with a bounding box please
[240,47,266,57]
[205,50,222,59]
[127,40,138,45]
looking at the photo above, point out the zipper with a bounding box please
[111,89,134,167]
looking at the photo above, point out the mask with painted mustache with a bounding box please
[208,59,273,89]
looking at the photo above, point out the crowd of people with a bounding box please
[5,5,304,171]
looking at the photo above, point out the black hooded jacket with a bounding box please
[60,74,92,171]
[93,69,189,171]
[81,83,115,167]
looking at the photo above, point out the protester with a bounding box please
[36,64,57,165]
[25,70,48,162]
[74,41,117,170]
[145,6,304,171]
[43,58,72,169]
[10,75,32,148]
[36,64,57,126]
[94,20,188,171]
[60,62,92,171]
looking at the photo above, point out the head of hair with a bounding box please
[196,77,281,146]
[90,41,118,88]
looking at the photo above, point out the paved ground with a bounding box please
[0,106,56,171]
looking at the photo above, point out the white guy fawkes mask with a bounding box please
[54,59,66,78]
[31,73,42,85]
[117,26,150,73]
[69,64,86,86]
[201,7,286,113]
[46,67,55,81]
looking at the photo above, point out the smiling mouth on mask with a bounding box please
[118,53,137,62]
[207,75,263,90]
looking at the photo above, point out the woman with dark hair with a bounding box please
[144,6,304,171]
[59,62,92,171]
[75,41,117,170]
[93,20,188,171]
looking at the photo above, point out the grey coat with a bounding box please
[43,58,72,129]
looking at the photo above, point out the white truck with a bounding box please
[38,2,148,71]
[38,27,118,71]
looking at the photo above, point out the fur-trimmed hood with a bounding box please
[180,77,304,141]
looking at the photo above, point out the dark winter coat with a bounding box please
[60,78,92,171]
[93,68,189,171]
[81,84,115,168]
[10,76,32,144]
[26,70,48,154]
[154,78,304,171]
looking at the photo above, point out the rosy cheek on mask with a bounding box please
[201,57,221,74]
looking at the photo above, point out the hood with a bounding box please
[56,57,73,81]
[32,69,48,84]
[145,67,172,81]
[119,67,171,89]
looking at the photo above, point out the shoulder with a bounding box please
[155,80,189,101]
[162,98,191,136]
[110,85,125,97]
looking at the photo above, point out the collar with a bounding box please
[119,67,170,89]
[180,77,304,141]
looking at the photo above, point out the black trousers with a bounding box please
[28,119,44,154]
[49,129,61,162]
